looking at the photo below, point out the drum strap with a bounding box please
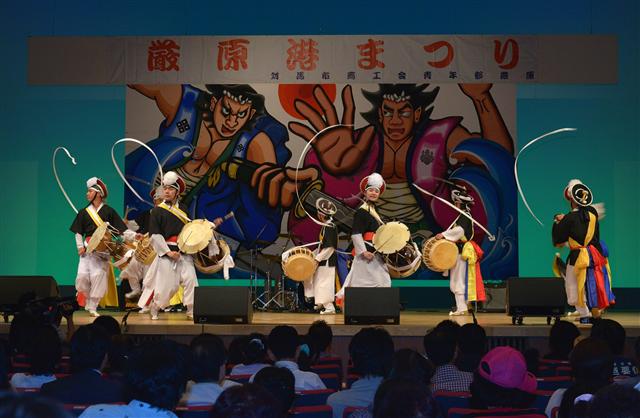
[359,202,384,225]
[158,202,191,224]
[86,204,105,228]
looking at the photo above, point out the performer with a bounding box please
[552,179,614,323]
[70,177,132,317]
[435,185,486,316]
[138,171,221,320]
[336,173,391,303]
[120,185,164,300]
[303,199,339,315]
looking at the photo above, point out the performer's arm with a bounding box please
[74,233,85,256]
[552,216,570,247]
[127,84,183,125]
[351,234,367,256]
[316,227,337,261]
[150,234,171,257]
[442,226,465,242]
[315,247,335,262]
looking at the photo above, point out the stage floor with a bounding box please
[5,310,633,338]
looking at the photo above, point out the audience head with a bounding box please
[456,323,487,372]
[635,336,640,363]
[69,324,110,372]
[243,333,268,365]
[372,378,439,418]
[433,319,462,340]
[389,348,435,385]
[470,346,537,409]
[227,335,247,365]
[349,327,395,378]
[92,315,121,337]
[0,343,8,391]
[9,313,39,355]
[423,328,457,367]
[253,366,295,415]
[190,333,227,383]
[559,337,613,418]
[27,324,62,376]
[126,340,188,411]
[210,383,284,418]
[307,320,333,360]
[590,384,640,418]
[106,334,133,375]
[0,393,72,418]
[268,325,299,361]
[547,320,580,360]
[591,318,626,356]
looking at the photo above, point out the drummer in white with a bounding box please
[336,173,391,304]
[303,198,339,315]
[138,171,221,320]
[435,185,485,316]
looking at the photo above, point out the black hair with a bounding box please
[455,323,487,372]
[253,366,296,414]
[590,384,640,418]
[389,348,435,386]
[69,324,110,372]
[199,84,266,133]
[9,313,39,356]
[26,325,61,376]
[349,327,395,378]
[423,329,456,367]
[92,315,121,337]
[243,333,268,365]
[210,383,284,418]
[546,320,581,360]
[372,378,441,418]
[591,318,626,355]
[126,340,188,411]
[105,334,133,376]
[0,393,72,418]
[0,343,9,391]
[307,320,333,364]
[190,333,226,382]
[227,335,248,366]
[268,325,299,360]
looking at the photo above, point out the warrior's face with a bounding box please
[365,188,381,202]
[86,189,100,203]
[378,99,422,142]
[210,96,256,139]
[163,186,178,203]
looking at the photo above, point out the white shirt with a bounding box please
[10,373,56,390]
[179,379,240,406]
[545,388,566,418]
[327,376,384,418]
[80,400,178,418]
[250,360,326,391]
[230,363,270,376]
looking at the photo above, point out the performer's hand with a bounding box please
[250,163,319,208]
[554,214,565,223]
[458,83,492,100]
[167,251,180,261]
[435,233,444,240]
[212,217,223,227]
[288,85,374,175]
[362,251,375,261]
[77,247,86,256]
[135,233,144,240]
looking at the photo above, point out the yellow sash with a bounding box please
[159,202,190,224]
[461,242,479,301]
[84,205,119,308]
[359,202,384,225]
[567,212,596,308]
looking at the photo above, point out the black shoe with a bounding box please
[579,316,594,324]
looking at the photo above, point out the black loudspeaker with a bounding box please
[344,287,400,325]
[507,278,566,325]
[479,283,507,313]
[0,276,59,312]
[194,287,252,324]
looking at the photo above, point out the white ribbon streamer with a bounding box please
[52,146,79,214]
[111,138,164,206]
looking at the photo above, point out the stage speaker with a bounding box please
[0,276,59,312]
[479,282,507,313]
[344,287,400,325]
[194,287,252,324]
[507,278,566,323]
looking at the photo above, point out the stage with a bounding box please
[2,310,638,360]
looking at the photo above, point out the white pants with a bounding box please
[119,257,149,293]
[448,255,468,311]
[564,265,590,317]
[75,252,109,311]
[139,253,198,311]
[303,266,336,306]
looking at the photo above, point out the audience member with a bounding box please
[590,384,640,418]
[209,383,284,418]
[0,392,72,418]
[307,320,334,364]
[104,334,133,382]
[92,316,121,337]
[455,323,487,373]
[545,320,580,361]
[389,348,435,385]
[0,343,8,391]
[230,333,270,376]
[424,327,473,392]
[226,335,247,366]
[372,378,440,418]
[591,318,639,378]
[10,324,61,390]
[253,366,295,416]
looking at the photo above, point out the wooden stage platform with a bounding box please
[2,310,638,358]
[6,310,634,338]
